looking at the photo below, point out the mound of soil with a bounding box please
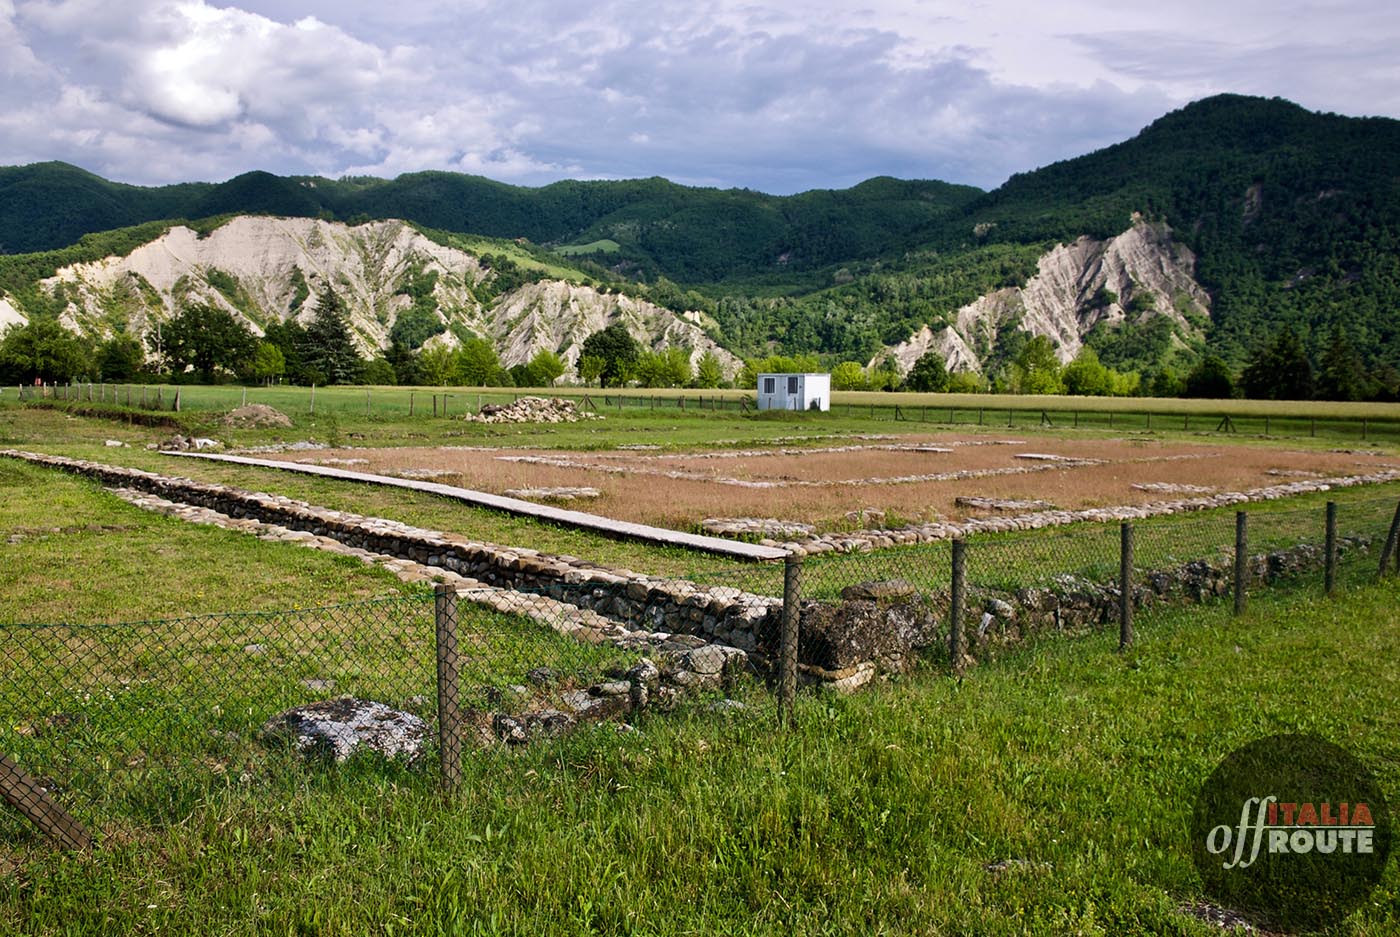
[223,404,293,428]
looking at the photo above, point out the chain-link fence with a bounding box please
[5,493,1400,849]
[692,494,1400,696]
[2,585,764,848]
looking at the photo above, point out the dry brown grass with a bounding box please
[267,434,1400,532]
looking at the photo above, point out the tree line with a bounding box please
[1,293,1392,402]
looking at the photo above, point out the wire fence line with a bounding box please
[3,494,1399,850]
[762,493,1400,681]
[9,382,1400,444]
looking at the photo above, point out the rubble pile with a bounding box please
[464,396,600,424]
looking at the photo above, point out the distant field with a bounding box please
[553,238,621,255]
[17,381,1400,433]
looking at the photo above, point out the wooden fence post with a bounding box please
[1120,522,1134,650]
[950,539,966,672]
[1325,501,1338,595]
[434,584,463,791]
[0,754,91,850]
[1234,511,1249,615]
[309,383,315,415]
[780,554,801,726]
[1378,501,1400,579]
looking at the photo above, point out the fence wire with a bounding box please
[4,493,1398,848]
[0,590,706,844]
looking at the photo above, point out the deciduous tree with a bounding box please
[0,318,91,383]
[579,324,640,387]
[163,303,255,382]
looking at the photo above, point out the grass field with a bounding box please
[11,382,1400,448]
[3,399,1400,933]
[3,570,1397,934]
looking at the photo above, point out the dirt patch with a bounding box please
[223,404,293,428]
[264,433,1400,533]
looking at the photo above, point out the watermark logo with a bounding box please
[1191,734,1391,933]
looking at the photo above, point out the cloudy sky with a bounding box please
[2,0,1397,193]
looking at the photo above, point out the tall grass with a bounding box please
[3,575,1397,934]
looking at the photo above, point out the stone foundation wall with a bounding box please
[0,451,783,658]
[3,450,1380,691]
[957,537,1367,664]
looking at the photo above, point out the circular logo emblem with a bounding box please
[1191,734,1391,933]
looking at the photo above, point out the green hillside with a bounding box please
[918,95,1400,368]
[0,164,982,283]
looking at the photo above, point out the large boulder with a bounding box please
[798,596,939,672]
[260,697,427,763]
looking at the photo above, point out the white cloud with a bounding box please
[1,0,1397,192]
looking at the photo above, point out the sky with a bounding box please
[2,0,1397,193]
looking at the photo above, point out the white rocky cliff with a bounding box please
[874,219,1211,375]
[17,216,739,377]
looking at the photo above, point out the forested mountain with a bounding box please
[0,163,981,280]
[914,95,1400,368]
[3,94,1399,394]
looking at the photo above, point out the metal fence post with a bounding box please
[1234,511,1248,616]
[1119,522,1134,650]
[434,584,463,791]
[780,553,801,726]
[950,539,966,672]
[1325,501,1338,595]
[1378,501,1400,579]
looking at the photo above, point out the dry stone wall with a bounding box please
[4,450,1390,695]
[0,451,783,660]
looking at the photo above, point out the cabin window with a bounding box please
[763,377,775,394]
[787,376,799,394]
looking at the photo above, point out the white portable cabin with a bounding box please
[757,372,831,412]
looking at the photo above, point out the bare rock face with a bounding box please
[259,697,427,763]
[489,279,741,376]
[0,295,25,331]
[41,217,490,355]
[26,216,736,378]
[874,218,1211,375]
